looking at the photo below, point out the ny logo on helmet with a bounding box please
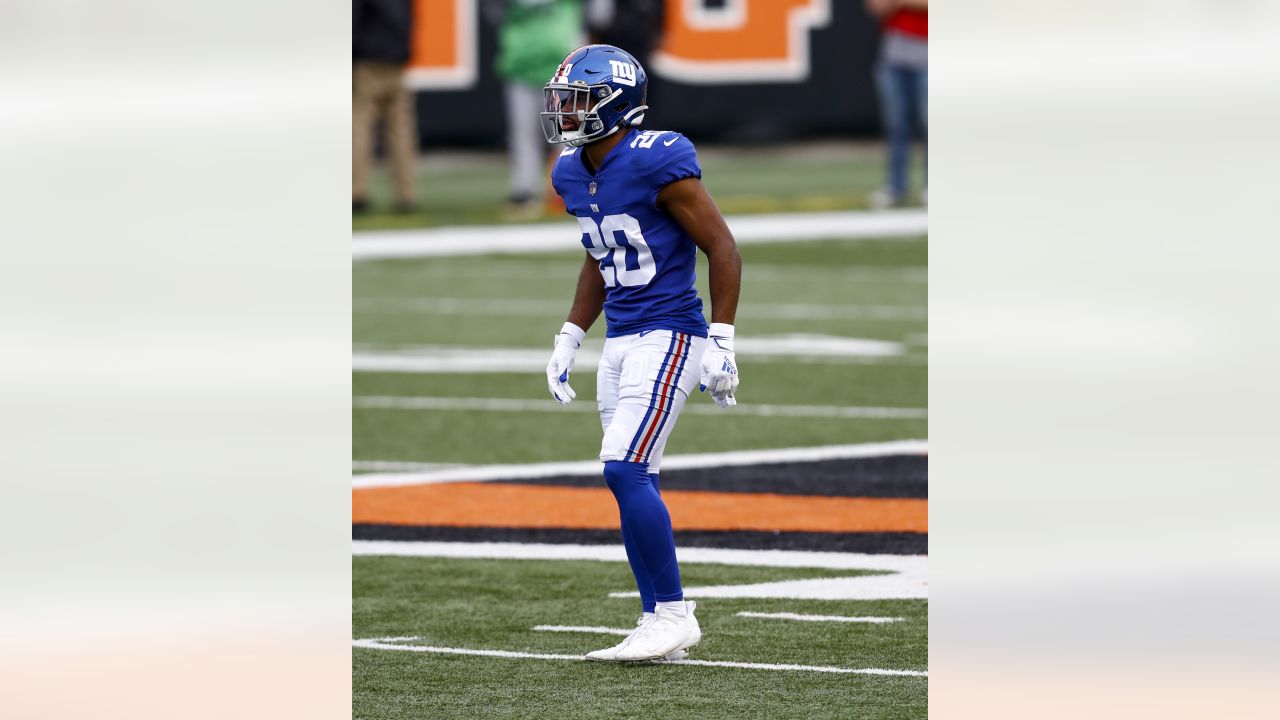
[609,60,637,87]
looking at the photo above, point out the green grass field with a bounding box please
[353,142,926,230]
[353,146,928,717]
[354,237,927,465]
[353,557,927,720]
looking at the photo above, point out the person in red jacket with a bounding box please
[866,0,927,208]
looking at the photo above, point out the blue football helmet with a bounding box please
[541,44,648,147]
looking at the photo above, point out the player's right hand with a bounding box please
[546,322,586,405]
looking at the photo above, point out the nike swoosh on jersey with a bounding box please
[663,136,679,146]
[639,330,658,337]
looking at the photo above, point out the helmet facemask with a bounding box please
[541,83,640,147]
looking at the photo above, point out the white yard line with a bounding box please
[739,303,925,321]
[661,658,925,676]
[611,575,927,601]
[351,439,927,488]
[353,637,584,661]
[351,541,924,572]
[352,209,927,260]
[355,298,926,322]
[357,263,926,283]
[532,625,633,637]
[742,265,927,283]
[353,395,927,420]
[352,334,906,374]
[352,542,927,600]
[353,347,573,374]
[352,350,926,373]
[351,636,927,676]
[352,460,470,472]
[735,611,903,624]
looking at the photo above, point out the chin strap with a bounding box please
[563,87,632,146]
[569,123,623,147]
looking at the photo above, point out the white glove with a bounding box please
[699,322,739,409]
[546,321,585,405]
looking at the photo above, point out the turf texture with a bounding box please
[353,556,927,720]
[353,213,928,716]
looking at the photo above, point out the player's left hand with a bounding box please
[699,323,739,409]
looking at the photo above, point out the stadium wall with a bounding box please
[407,0,884,148]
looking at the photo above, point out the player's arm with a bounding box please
[657,177,740,324]
[566,251,605,331]
[547,252,605,405]
[658,177,742,408]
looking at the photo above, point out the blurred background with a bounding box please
[353,0,927,227]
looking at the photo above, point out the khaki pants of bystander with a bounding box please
[353,61,418,206]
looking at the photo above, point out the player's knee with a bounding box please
[603,460,649,498]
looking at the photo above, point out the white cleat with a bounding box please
[614,601,701,662]
[868,188,900,211]
[584,613,692,663]
[585,614,650,662]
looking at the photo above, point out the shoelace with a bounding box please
[614,615,654,650]
[629,612,680,645]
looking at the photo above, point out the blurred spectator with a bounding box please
[866,0,927,209]
[586,0,666,126]
[484,0,584,219]
[353,0,419,214]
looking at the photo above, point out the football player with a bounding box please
[541,45,742,663]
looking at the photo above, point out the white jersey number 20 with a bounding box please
[578,213,656,288]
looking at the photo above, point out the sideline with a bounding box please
[351,439,927,488]
[352,636,928,677]
[352,541,928,600]
[352,332,911,373]
[353,395,927,420]
[355,297,927,322]
[352,209,928,260]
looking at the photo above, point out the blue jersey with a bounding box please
[551,129,709,339]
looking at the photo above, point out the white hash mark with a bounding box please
[735,611,904,624]
[533,625,634,636]
[352,637,928,677]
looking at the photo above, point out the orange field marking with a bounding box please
[353,483,926,533]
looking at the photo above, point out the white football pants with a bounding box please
[597,330,708,473]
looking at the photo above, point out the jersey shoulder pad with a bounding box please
[628,129,693,155]
[632,131,701,203]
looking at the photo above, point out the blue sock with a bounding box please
[604,461,683,605]
[619,472,665,612]
[619,515,654,613]
[619,472,666,613]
